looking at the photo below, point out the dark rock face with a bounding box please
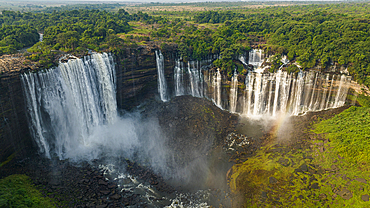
[148,96,238,191]
[0,69,34,164]
[115,46,176,110]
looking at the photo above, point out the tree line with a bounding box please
[0,25,38,55]
[1,2,370,86]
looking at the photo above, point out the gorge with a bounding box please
[0,47,354,207]
[2,3,370,207]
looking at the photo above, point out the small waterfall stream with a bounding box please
[249,49,264,69]
[229,71,238,113]
[155,50,168,102]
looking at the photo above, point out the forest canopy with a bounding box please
[0,2,370,86]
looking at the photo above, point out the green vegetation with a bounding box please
[314,106,370,164]
[356,93,370,107]
[0,153,15,168]
[1,2,370,85]
[0,174,56,208]
[0,25,38,55]
[230,103,370,207]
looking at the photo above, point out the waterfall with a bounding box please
[167,52,351,117]
[243,72,254,115]
[187,61,203,97]
[238,54,248,66]
[229,71,238,113]
[213,69,222,107]
[174,60,184,96]
[249,49,264,69]
[173,57,215,98]
[21,53,117,159]
[155,50,168,102]
[202,69,351,117]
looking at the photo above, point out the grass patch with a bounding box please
[356,93,370,107]
[126,21,152,35]
[313,106,370,164]
[229,105,370,207]
[0,174,56,208]
[229,144,310,207]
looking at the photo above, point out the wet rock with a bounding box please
[300,164,308,172]
[361,194,369,202]
[80,179,89,184]
[338,188,352,200]
[319,193,327,200]
[341,174,349,181]
[355,178,367,184]
[99,190,110,195]
[108,184,117,189]
[98,179,108,186]
[358,185,364,191]
[110,194,121,200]
[269,177,278,184]
[330,165,339,172]
[277,158,290,167]
[86,202,95,207]
[48,179,61,186]
[295,164,308,173]
[310,183,319,189]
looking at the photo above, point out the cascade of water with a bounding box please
[292,71,305,115]
[253,72,263,115]
[229,71,238,113]
[238,54,248,66]
[309,72,318,110]
[279,71,291,114]
[187,61,203,97]
[334,74,351,108]
[320,74,329,110]
[21,53,116,159]
[174,60,184,96]
[272,70,282,116]
[171,54,351,118]
[213,69,222,107]
[155,50,168,102]
[248,73,255,115]
[265,74,274,115]
[326,74,335,109]
[249,49,264,69]
[237,70,351,117]
[173,58,213,98]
